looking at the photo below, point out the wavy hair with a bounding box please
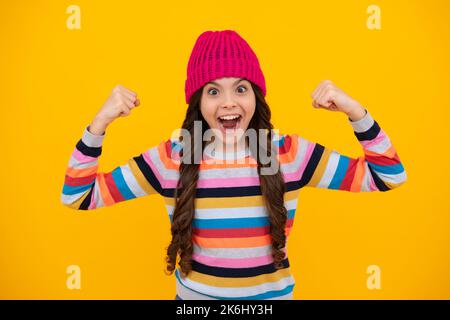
[165,82,288,277]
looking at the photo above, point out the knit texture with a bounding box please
[184,30,266,104]
[61,110,407,300]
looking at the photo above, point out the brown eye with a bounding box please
[207,88,218,95]
[237,85,247,93]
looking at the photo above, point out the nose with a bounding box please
[221,92,238,109]
[222,103,237,110]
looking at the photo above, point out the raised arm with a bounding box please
[286,80,407,192]
[61,85,173,210]
[60,125,174,210]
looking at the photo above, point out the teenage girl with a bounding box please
[61,30,407,300]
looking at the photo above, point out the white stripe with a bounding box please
[120,164,147,197]
[146,135,308,181]
[280,135,310,175]
[90,177,104,209]
[199,166,258,179]
[192,243,275,259]
[349,110,374,133]
[176,277,217,300]
[364,135,392,154]
[81,125,105,147]
[176,276,294,300]
[360,162,372,192]
[165,198,298,220]
[284,198,299,211]
[373,170,407,185]
[317,151,340,188]
[147,147,179,181]
[61,190,87,204]
[177,272,295,298]
[69,155,98,168]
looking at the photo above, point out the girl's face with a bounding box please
[200,77,256,148]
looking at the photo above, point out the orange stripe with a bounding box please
[193,234,271,248]
[350,157,365,192]
[157,135,299,171]
[97,173,115,206]
[285,226,292,237]
[66,165,98,178]
[158,142,180,170]
[278,134,298,164]
[365,144,396,158]
[198,136,299,167]
[193,227,292,248]
[383,144,397,158]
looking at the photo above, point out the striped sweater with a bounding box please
[61,109,407,300]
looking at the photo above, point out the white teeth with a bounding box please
[219,115,240,120]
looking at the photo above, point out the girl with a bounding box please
[61,30,407,300]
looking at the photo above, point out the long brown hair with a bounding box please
[165,82,288,277]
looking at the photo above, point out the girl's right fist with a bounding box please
[95,85,140,125]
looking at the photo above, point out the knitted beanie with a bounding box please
[184,30,266,104]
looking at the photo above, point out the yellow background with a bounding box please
[1,0,449,299]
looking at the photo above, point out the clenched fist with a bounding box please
[311,80,366,121]
[89,85,140,135]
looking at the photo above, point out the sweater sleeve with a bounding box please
[287,109,407,192]
[61,125,179,210]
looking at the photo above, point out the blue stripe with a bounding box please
[175,270,294,300]
[328,155,350,189]
[62,182,93,195]
[241,284,294,300]
[276,135,285,147]
[368,162,404,175]
[172,140,182,153]
[111,167,136,200]
[190,209,296,229]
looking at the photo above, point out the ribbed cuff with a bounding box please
[81,125,105,147]
[348,109,374,133]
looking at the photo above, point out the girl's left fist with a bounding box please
[311,80,362,115]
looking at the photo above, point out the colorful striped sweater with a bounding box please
[61,109,407,300]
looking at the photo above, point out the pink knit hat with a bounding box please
[184,30,266,104]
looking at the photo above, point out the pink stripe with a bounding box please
[143,151,262,189]
[283,141,315,183]
[197,176,260,188]
[360,129,387,149]
[192,249,287,268]
[72,148,97,163]
[140,140,316,188]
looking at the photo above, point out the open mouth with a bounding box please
[217,115,242,132]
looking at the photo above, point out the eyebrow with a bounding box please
[206,78,245,87]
